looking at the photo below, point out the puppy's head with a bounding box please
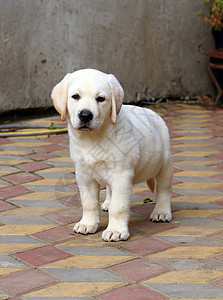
[51,69,124,131]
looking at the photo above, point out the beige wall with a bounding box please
[0,0,214,113]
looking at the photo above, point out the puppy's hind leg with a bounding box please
[101,185,111,211]
[150,161,173,222]
[146,178,155,193]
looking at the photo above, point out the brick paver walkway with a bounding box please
[0,103,223,299]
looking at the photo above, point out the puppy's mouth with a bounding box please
[78,124,92,131]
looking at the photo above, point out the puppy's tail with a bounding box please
[147,178,156,193]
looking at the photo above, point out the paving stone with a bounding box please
[0,155,32,162]
[23,282,126,298]
[0,200,16,213]
[0,138,13,145]
[46,155,72,161]
[209,153,223,160]
[67,182,79,190]
[174,161,222,170]
[0,185,32,200]
[43,160,75,167]
[214,253,223,262]
[8,199,67,208]
[98,284,167,300]
[0,206,63,216]
[14,245,73,267]
[45,208,82,224]
[156,235,223,247]
[0,243,41,255]
[170,201,223,210]
[0,216,57,225]
[58,245,135,257]
[153,226,223,237]
[36,166,74,174]
[143,270,223,284]
[43,135,68,143]
[23,297,92,300]
[5,139,51,145]
[214,186,223,193]
[24,178,75,186]
[211,173,223,181]
[15,161,52,172]
[173,209,223,218]
[0,288,9,298]
[8,191,71,201]
[44,267,128,282]
[36,170,75,179]
[57,195,82,208]
[0,235,44,244]
[0,166,19,176]
[215,200,223,206]
[0,224,56,235]
[20,184,74,193]
[213,231,223,241]
[147,257,223,270]
[173,151,217,158]
[0,150,33,156]
[35,144,67,153]
[59,232,117,247]
[174,176,222,183]
[109,258,169,282]
[142,283,223,298]
[131,204,155,216]
[0,146,34,152]
[119,236,173,256]
[173,182,222,190]
[0,178,13,188]
[25,153,58,161]
[40,255,135,269]
[148,246,223,259]
[52,151,70,157]
[0,255,29,269]
[129,219,177,236]
[214,277,223,288]
[213,162,223,170]
[173,217,223,227]
[0,269,57,296]
[32,226,75,244]
[1,142,51,148]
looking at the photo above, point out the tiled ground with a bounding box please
[0,103,223,299]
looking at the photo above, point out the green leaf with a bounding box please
[197,9,202,16]
[49,123,56,130]
[186,207,199,210]
[143,198,155,204]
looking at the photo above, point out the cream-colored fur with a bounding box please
[51,69,173,242]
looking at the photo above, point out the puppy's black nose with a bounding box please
[79,110,93,124]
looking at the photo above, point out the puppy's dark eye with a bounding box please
[72,94,80,100]
[96,96,105,102]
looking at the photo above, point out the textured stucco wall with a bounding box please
[0,0,214,113]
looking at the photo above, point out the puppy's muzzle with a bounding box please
[79,110,93,124]
[78,110,94,130]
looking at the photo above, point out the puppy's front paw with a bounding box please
[102,228,130,242]
[73,222,98,235]
[150,209,172,222]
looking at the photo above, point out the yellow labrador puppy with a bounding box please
[51,69,173,242]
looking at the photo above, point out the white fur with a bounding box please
[51,69,173,242]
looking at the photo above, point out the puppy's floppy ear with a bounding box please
[108,74,124,125]
[51,73,71,122]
